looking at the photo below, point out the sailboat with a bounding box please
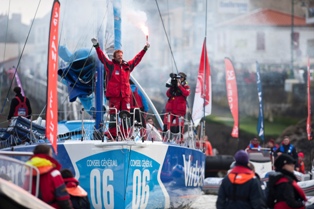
[0,0,205,208]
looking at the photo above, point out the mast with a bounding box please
[200,0,208,139]
[94,1,105,139]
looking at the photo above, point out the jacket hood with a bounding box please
[228,165,255,184]
[26,154,61,175]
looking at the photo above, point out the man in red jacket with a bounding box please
[163,72,190,142]
[92,38,149,140]
[26,144,73,209]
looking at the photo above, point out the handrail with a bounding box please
[0,154,40,197]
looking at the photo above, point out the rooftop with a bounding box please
[216,8,309,27]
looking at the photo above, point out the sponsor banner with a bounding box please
[46,0,60,154]
[224,58,239,138]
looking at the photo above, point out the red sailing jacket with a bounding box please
[274,177,307,209]
[95,46,146,98]
[14,96,29,117]
[26,154,72,209]
[130,87,144,110]
[165,83,190,116]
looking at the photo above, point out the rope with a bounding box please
[38,2,110,118]
[0,0,42,114]
[155,0,178,74]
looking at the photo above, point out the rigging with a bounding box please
[154,0,178,74]
[0,0,43,115]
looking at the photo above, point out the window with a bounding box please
[256,31,265,51]
[292,32,300,50]
[307,39,314,58]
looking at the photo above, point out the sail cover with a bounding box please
[46,0,60,153]
[192,38,211,127]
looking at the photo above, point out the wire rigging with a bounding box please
[39,0,111,118]
[0,0,42,115]
[155,0,178,74]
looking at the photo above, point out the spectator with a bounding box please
[25,144,73,209]
[7,86,32,121]
[248,162,267,207]
[296,152,305,174]
[266,139,278,153]
[163,72,190,141]
[61,169,90,209]
[246,138,261,150]
[275,136,298,162]
[267,154,307,209]
[91,38,149,140]
[216,150,264,209]
[146,117,154,126]
[202,135,213,156]
[145,117,162,141]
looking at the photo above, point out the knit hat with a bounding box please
[234,150,249,166]
[298,152,304,158]
[268,139,275,145]
[274,154,296,169]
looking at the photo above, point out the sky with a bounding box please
[0,0,52,24]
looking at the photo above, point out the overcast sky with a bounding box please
[0,0,52,24]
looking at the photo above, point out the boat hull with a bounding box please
[2,141,205,209]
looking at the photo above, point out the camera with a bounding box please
[166,73,181,88]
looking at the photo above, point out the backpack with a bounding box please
[14,96,28,117]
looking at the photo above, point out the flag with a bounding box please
[192,38,211,126]
[224,58,239,138]
[11,67,25,96]
[307,57,312,140]
[256,62,265,141]
[46,0,60,154]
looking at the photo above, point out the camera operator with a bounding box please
[163,72,190,141]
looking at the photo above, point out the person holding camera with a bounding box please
[91,38,150,140]
[163,72,190,141]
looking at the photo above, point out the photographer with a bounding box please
[163,72,190,141]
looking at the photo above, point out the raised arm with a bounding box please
[91,38,111,65]
[128,43,150,71]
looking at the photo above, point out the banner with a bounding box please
[46,0,60,154]
[224,58,239,138]
[256,62,265,141]
[13,68,25,96]
[192,38,212,127]
[307,57,312,140]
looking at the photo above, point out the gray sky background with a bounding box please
[0,0,52,24]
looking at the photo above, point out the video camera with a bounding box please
[166,73,181,88]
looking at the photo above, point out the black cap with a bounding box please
[274,154,296,170]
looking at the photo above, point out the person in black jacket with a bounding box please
[216,150,265,209]
[7,86,32,121]
[61,169,90,209]
[267,154,307,209]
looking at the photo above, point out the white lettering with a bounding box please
[182,154,205,187]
